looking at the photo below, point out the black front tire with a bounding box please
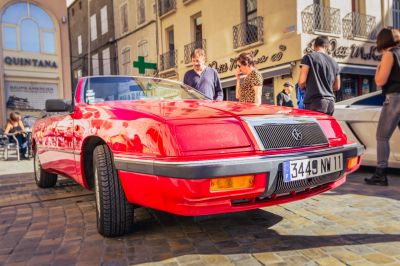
[33,149,58,188]
[93,144,134,237]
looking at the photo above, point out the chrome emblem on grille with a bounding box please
[291,129,303,141]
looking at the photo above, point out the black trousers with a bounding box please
[304,99,335,116]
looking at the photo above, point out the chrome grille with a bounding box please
[273,170,342,195]
[254,123,328,149]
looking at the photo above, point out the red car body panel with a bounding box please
[32,76,363,216]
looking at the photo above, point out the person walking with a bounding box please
[298,36,340,115]
[365,27,400,186]
[276,81,294,107]
[235,52,263,104]
[183,48,223,100]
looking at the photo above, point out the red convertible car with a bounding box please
[32,76,363,237]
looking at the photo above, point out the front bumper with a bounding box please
[115,143,364,216]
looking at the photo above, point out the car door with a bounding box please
[54,115,77,179]
[336,93,400,166]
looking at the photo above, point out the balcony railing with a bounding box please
[301,4,341,35]
[159,50,177,71]
[184,39,206,64]
[159,0,176,17]
[233,16,264,49]
[343,12,377,40]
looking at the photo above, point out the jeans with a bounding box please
[376,93,400,168]
[8,134,27,157]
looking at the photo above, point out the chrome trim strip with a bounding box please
[114,143,364,179]
[36,145,81,155]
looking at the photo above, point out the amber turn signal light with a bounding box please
[346,156,359,170]
[210,175,255,192]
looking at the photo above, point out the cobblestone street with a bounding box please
[0,160,399,266]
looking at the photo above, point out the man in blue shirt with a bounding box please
[183,48,223,100]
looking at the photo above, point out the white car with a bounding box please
[334,91,400,168]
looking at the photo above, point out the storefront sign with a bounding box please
[304,39,381,61]
[209,45,287,74]
[4,56,58,68]
[5,81,58,111]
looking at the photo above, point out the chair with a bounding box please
[0,130,21,161]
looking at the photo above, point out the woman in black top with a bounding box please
[365,27,400,186]
[3,112,28,160]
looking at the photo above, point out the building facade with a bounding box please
[68,0,118,90]
[155,0,384,104]
[0,0,71,127]
[113,0,158,76]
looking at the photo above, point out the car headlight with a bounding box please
[175,122,251,152]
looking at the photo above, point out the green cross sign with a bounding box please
[133,56,157,74]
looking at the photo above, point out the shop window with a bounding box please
[262,79,274,105]
[336,74,376,102]
[224,87,237,101]
[1,2,56,54]
[393,0,400,28]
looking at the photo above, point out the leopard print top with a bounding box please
[239,69,263,103]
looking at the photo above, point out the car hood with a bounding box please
[96,100,329,120]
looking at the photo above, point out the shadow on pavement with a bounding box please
[123,208,400,264]
[326,167,400,201]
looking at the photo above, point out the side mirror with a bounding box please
[45,99,72,112]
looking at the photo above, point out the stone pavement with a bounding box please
[0,159,399,266]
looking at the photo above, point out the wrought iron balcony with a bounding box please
[233,16,264,49]
[343,12,377,40]
[301,4,341,35]
[159,50,177,71]
[159,0,176,17]
[184,39,206,64]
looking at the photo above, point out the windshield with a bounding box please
[83,76,208,103]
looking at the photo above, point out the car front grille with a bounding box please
[254,122,328,150]
[273,170,343,195]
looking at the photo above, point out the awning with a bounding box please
[338,64,376,76]
[221,63,292,88]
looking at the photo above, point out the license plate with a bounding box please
[283,153,343,182]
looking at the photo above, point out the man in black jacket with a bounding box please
[276,81,294,107]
